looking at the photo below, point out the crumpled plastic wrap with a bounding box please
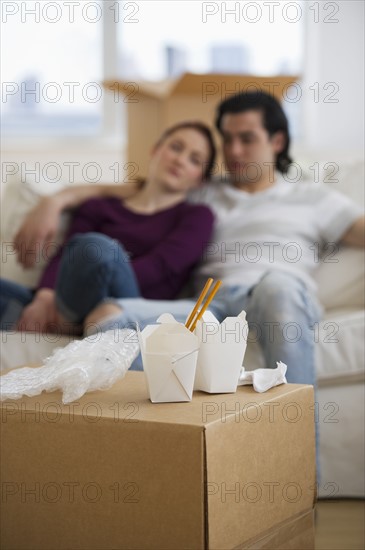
[0,329,139,404]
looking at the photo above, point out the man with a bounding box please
[11,92,365,385]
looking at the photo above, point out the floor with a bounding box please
[315,500,365,550]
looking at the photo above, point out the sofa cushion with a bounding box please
[310,159,364,310]
[315,308,365,384]
[243,308,364,385]
[314,247,365,310]
[0,331,76,373]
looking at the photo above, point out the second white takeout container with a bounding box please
[193,310,248,393]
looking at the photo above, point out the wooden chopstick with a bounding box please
[186,278,222,332]
[189,280,222,332]
[185,278,213,330]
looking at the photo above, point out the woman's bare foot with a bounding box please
[83,303,123,335]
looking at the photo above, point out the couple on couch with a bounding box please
[1,91,364,386]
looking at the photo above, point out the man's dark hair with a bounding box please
[215,91,293,174]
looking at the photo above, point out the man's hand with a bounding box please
[16,288,59,333]
[13,196,63,268]
[340,216,365,248]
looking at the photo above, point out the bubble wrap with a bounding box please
[0,329,139,404]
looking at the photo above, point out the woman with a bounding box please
[1,121,216,335]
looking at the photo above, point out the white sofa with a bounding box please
[1,164,364,498]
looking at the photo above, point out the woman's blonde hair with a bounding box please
[154,121,217,180]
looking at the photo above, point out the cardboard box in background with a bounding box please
[104,73,299,177]
[0,372,315,550]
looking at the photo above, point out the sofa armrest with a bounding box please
[1,179,70,287]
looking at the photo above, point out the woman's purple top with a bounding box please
[38,197,214,300]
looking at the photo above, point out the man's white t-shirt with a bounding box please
[190,174,362,292]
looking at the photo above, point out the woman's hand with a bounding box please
[16,289,59,333]
[13,196,63,268]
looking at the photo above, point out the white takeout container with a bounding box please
[193,310,248,393]
[138,314,199,403]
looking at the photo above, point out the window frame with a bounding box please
[2,1,122,153]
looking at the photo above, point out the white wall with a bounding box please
[300,0,364,158]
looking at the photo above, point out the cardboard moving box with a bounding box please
[104,72,299,177]
[0,372,315,549]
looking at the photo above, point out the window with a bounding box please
[1,0,304,138]
[1,0,106,137]
[118,1,303,79]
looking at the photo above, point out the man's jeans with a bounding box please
[97,270,323,386]
[0,233,140,329]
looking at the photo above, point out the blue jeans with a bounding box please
[55,233,140,323]
[0,279,34,330]
[1,251,322,384]
[95,270,323,386]
[0,233,141,329]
